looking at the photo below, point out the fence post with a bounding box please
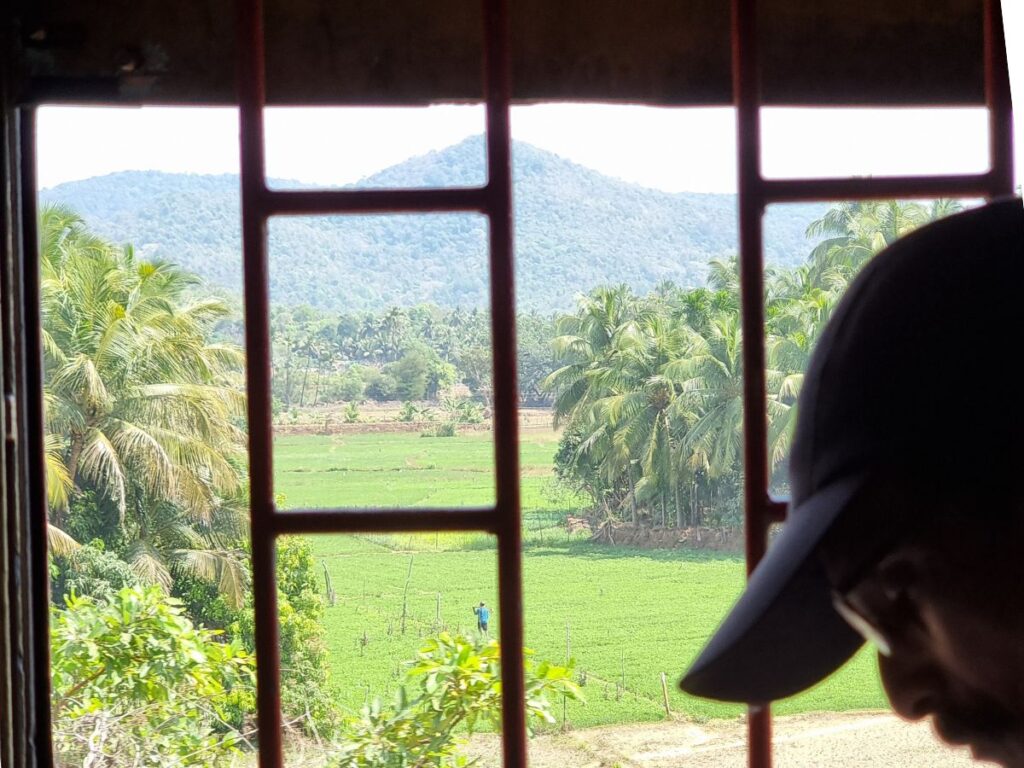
[660,672,672,718]
[400,555,414,634]
[563,622,571,728]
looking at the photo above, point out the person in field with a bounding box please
[473,601,490,635]
[680,198,1024,768]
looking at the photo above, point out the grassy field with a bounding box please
[274,429,886,729]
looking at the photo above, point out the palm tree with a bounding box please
[40,205,248,606]
[544,284,639,426]
[669,314,748,481]
[804,199,963,289]
[584,311,691,526]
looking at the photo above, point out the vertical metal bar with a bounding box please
[17,106,53,768]
[0,97,25,768]
[236,0,283,765]
[732,0,773,766]
[985,0,1015,196]
[482,0,528,764]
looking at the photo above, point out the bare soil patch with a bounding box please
[273,405,554,436]
[465,712,990,767]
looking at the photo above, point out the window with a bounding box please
[1,1,1016,766]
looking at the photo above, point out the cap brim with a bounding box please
[679,476,867,703]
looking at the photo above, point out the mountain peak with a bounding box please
[40,143,826,311]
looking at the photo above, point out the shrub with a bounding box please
[422,421,457,438]
[332,633,582,768]
[235,537,340,737]
[344,402,360,423]
[51,540,138,603]
[397,401,417,422]
[51,586,255,768]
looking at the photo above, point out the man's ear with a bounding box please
[874,547,928,602]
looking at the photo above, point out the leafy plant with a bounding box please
[50,586,255,768]
[397,401,418,422]
[344,402,361,423]
[332,632,582,768]
[235,536,340,737]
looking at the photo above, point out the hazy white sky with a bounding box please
[36,3,1023,195]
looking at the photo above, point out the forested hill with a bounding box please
[40,136,827,311]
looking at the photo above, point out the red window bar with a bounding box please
[234,0,524,767]
[733,1,1014,768]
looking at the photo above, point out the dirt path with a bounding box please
[465,711,994,767]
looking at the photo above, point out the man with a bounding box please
[680,198,1024,767]
[474,601,490,634]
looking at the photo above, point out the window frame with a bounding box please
[2,0,1015,766]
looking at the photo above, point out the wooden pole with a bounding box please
[563,622,571,727]
[400,555,414,634]
[660,672,672,718]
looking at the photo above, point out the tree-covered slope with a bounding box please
[40,136,826,311]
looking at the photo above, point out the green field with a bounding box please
[274,430,886,729]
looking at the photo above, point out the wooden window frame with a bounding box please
[3,0,1014,767]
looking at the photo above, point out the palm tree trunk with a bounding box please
[299,353,311,406]
[66,437,83,492]
[311,362,322,406]
[282,362,294,406]
[626,465,638,525]
[674,480,683,529]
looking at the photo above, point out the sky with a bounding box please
[35,4,1023,195]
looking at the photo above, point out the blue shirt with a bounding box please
[477,606,490,622]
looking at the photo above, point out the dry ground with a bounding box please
[465,712,994,767]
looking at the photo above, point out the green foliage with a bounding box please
[332,633,581,768]
[545,199,963,528]
[52,541,139,602]
[344,401,361,423]
[62,489,126,551]
[331,369,367,402]
[51,586,255,767]
[267,303,521,407]
[40,205,249,606]
[443,397,483,425]
[172,571,242,633]
[425,422,458,438]
[236,536,339,736]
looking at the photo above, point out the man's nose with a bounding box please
[878,650,945,721]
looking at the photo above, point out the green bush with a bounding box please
[397,401,418,422]
[235,536,340,737]
[344,402,360,423]
[332,633,582,768]
[422,421,457,438]
[51,586,255,768]
[51,541,138,603]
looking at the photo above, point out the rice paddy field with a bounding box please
[273,429,886,729]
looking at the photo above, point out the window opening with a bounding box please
[17,0,1014,766]
[234,0,524,765]
[732,0,1013,766]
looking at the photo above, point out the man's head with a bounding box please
[680,198,1024,764]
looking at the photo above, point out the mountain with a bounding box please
[39,136,827,311]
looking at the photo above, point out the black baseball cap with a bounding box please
[680,197,1024,703]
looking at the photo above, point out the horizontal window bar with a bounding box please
[261,186,492,216]
[271,506,499,534]
[758,172,1000,203]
